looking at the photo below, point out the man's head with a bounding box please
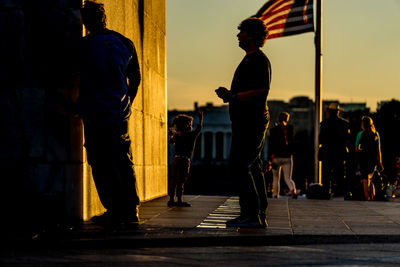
[327,103,342,117]
[237,18,268,50]
[81,0,107,33]
[278,112,290,126]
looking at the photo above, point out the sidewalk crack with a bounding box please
[286,199,294,235]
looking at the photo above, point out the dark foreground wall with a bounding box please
[0,1,83,231]
[0,0,167,233]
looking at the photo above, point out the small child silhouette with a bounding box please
[168,110,203,207]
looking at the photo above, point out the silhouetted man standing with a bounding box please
[319,103,350,198]
[78,1,141,225]
[216,18,271,228]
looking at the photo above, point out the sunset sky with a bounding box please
[166,0,400,111]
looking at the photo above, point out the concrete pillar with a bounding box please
[223,132,228,160]
[200,132,205,159]
[225,132,232,160]
[212,132,216,160]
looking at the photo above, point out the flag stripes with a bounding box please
[254,0,314,39]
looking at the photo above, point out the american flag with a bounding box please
[254,0,314,39]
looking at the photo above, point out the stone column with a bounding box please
[200,132,205,159]
[212,132,216,160]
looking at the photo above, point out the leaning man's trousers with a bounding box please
[83,119,140,217]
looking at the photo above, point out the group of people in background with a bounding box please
[319,103,384,201]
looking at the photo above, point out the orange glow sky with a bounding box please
[167,0,400,111]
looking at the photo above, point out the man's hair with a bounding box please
[81,1,107,31]
[278,112,290,123]
[238,18,269,47]
[172,114,193,133]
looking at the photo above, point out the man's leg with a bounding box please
[228,122,267,226]
[272,161,281,198]
[251,156,268,226]
[321,162,332,196]
[332,160,345,196]
[84,122,119,213]
[115,120,140,220]
[282,157,296,193]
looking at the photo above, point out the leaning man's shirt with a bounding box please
[229,49,271,124]
[78,30,139,124]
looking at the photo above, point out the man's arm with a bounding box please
[233,88,267,101]
[127,46,141,103]
[215,87,267,103]
[376,133,384,171]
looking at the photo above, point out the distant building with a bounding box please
[341,103,367,113]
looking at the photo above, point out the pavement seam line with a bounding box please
[329,205,357,237]
[286,199,294,235]
[359,202,400,227]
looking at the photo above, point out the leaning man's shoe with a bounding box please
[176,201,191,207]
[91,212,113,225]
[167,200,177,207]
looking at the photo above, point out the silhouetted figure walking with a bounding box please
[319,103,350,198]
[168,111,203,207]
[78,1,141,225]
[355,116,384,201]
[216,18,270,228]
[269,112,297,199]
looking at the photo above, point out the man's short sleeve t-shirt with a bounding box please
[229,49,271,123]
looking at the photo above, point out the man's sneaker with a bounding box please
[121,213,140,224]
[167,200,177,207]
[226,216,242,226]
[226,216,264,228]
[259,214,268,228]
[91,212,113,225]
[176,201,191,207]
[232,217,264,228]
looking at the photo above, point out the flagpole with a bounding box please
[314,0,323,184]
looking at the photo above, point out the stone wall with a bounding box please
[0,0,167,227]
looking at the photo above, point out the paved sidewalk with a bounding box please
[17,194,400,248]
[3,195,400,266]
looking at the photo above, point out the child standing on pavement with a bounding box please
[168,110,203,207]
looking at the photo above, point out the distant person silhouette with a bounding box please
[319,103,350,198]
[269,112,297,199]
[216,18,271,228]
[355,116,384,200]
[78,0,141,226]
[168,110,203,207]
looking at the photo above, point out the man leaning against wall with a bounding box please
[77,0,141,226]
